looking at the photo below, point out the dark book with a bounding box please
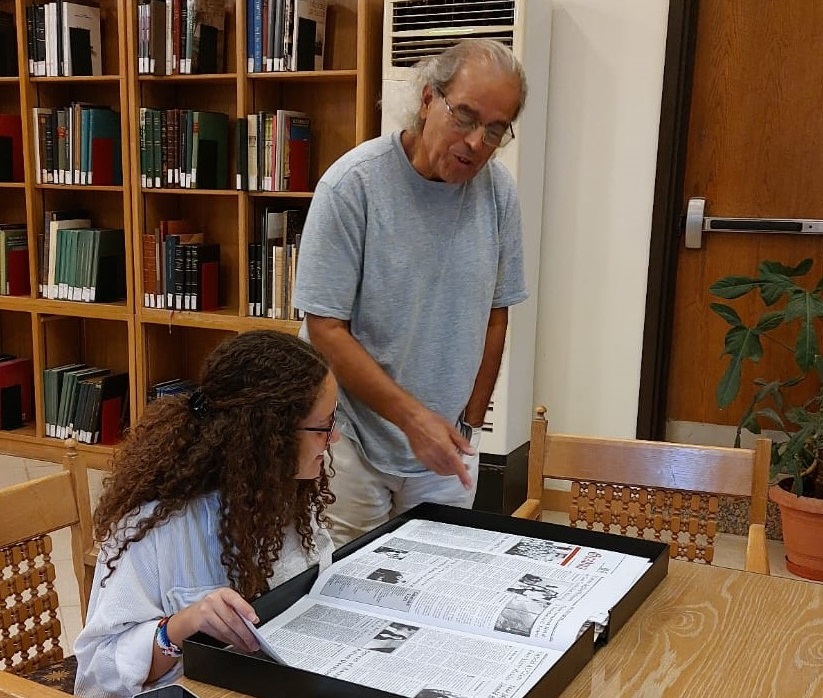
[192,111,228,189]
[25,6,35,75]
[290,0,326,71]
[7,248,31,296]
[90,228,126,302]
[192,242,219,311]
[150,0,167,75]
[34,3,46,77]
[99,373,129,446]
[0,384,23,430]
[64,2,102,75]
[173,241,186,309]
[0,12,17,77]
[235,117,248,190]
[285,114,310,191]
[0,358,33,426]
[89,108,122,185]
[69,27,92,75]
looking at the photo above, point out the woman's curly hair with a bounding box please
[93,330,334,600]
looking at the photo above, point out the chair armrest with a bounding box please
[512,499,542,521]
[744,523,770,575]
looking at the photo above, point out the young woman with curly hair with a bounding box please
[74,330,339,698]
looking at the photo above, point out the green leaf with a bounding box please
[754,407,784,428]
[722,326,763,362]
[709,276,759,299]
[710,303,743,327]
[717,357,743,409]
[755,311,784,332]
[759,272,797,306]
[759,258,813,278]
[741,414,761,433]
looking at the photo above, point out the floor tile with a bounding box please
[0,456,28,487]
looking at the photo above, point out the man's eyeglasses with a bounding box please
[298,404,337,448]
[437,89,515,148]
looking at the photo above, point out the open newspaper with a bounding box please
[248,519,652,698]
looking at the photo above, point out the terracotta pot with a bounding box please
[769,481,823,581]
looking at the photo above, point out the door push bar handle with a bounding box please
[684,197,823,249]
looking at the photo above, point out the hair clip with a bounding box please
[188,387,212,419]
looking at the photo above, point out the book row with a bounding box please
[246,0,327,73]
[0,224,30,297]
[136,0,227,75]
[32,105,123,186]
[249,207,305,319]
[43,364,129,444]
[141,223,220,311]
[147,377,195,401]
[237,110,310,192]
[25,1,103,77]
[38,221,127,303]
[139,108,229,189]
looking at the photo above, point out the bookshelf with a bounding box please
[0,0,382,468]
[0,0,134,469]
[127,0,383,416]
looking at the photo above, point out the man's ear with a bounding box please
[420,84,434,118]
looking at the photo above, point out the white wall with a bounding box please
[534,0,670,437]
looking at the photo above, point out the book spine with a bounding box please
[152,109,162,188]
[25,6,35,75]
[236,117,247,190]
[161,109,169,188]
[35,3,46,76]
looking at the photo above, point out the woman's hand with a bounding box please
[147,587,260,683]
[171,587,261,653]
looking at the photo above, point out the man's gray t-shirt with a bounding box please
[293,132,527,476]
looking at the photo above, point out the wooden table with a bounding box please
[0,671,71,698]
[176,560,823,698]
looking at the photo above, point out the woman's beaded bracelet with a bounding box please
[155,615,183,658]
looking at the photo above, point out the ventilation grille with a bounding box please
[390,0,516,68]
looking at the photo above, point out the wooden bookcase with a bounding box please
[0,0,134,469]
[0,0,382,468]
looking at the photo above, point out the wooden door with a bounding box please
[666,1,823,430]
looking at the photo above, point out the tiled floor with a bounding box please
[1,454,815,658]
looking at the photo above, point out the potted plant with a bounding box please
[711,258,823,580]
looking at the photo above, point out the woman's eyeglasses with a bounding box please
[437,88,515,148]
[298,404,337,448]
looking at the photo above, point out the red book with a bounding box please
[99,372,129,445]
[6,248,30,296]
[197,243,220,311]
[0,114,24,182]
[0,357,33,423]
[99,397,122,444]
[91,137,114,185]
[288,139,310,192]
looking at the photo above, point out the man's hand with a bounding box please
[402,407,475,489]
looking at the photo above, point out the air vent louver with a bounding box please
[390,0,516,68]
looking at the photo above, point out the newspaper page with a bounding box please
[307,519,651,650]
[251,595,562,698]
[248,519,652,698]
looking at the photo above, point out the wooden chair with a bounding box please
[0,439,95,686]
[513,407,772,575]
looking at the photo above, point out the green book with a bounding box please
[191,111,228,189]
[90,228,126,303]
